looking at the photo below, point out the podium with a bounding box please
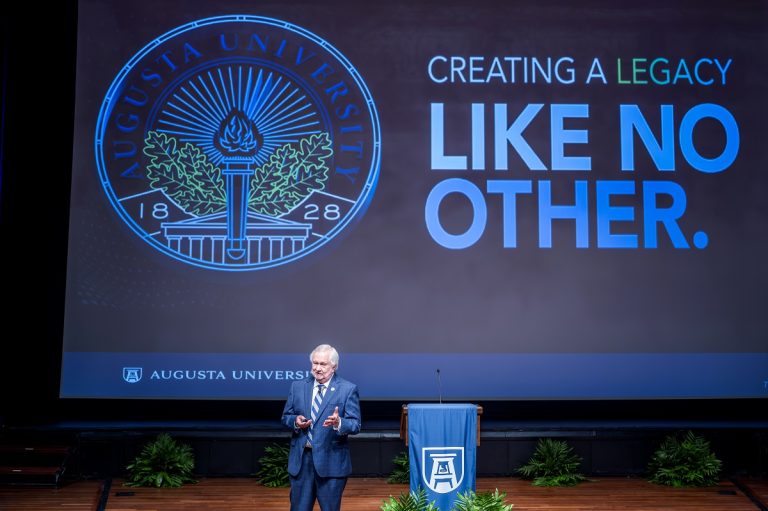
[400,404,482,511]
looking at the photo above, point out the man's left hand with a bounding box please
[323,406,340,428]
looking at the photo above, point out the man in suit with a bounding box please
[281,344,361,511]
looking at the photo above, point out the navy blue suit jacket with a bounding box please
[281,375,361,477]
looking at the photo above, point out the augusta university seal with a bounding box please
[95,16,381,271]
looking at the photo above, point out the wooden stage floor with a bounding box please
[1,477,766,511]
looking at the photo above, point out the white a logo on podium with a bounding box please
[421,447,465,493]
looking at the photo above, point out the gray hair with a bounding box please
[310,344,339,368]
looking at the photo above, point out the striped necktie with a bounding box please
[308,384,325,446]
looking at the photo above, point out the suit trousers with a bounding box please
[289,448,347,511]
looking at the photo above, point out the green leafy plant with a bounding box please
[388,451,410,484]
[517,438,586,487]
[380,487,438,511]
[125,433,196,488]
[453,489,513,511]
[255,442,290,487]
[648,430,722,487]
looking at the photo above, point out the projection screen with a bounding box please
[60,0,768,399]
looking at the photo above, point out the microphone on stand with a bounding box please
[436,369,442,404]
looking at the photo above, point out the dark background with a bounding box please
[1,2,766,428]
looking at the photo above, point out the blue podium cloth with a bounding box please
[408,404,477,511]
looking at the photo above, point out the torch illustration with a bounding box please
[215,109,261,262]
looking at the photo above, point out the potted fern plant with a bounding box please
[125,433,196,488]
[647,430,721,487]
[517,438,586,486]
[453,489,513,511]
[380,488,438,511]
[255,442,290,487]
[387,451,410,484]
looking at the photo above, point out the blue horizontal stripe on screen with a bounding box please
[60,352,768,399]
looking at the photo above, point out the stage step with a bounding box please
[0,466,65,475]
[0,435,77,486]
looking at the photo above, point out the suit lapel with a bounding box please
[304,377,314,417]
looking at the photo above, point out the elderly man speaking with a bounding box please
[281,344,361,511]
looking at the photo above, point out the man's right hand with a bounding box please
[295,415,312,429]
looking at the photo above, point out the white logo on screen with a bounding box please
[123,367,142,383]
[421,446,464,493]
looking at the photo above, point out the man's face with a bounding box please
[311,350,336,384]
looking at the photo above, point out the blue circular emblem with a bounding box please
[96,16,381,271]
